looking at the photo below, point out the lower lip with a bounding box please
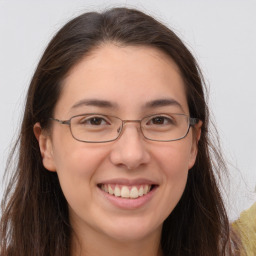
[98,186,157,210]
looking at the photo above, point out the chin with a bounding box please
[101,216,162,242]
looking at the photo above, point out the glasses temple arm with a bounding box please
[49,117,70,125]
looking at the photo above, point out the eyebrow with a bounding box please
[70,98,184,112]
[71,99,118,109]
[144,98,184,111]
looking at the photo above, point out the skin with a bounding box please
[34,44,202,256]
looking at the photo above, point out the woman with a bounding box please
[0,7,235,256]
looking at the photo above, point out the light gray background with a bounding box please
[0,0,255,220]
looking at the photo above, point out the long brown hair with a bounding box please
[1,7,233,256]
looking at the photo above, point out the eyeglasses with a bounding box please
[50,113,199,143]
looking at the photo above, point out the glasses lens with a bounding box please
[141,114,189,141]
[69,113,190,142]
[70,114,122,142]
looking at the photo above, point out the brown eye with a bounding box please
[152,117,165,125]
[88,117,105,125]
[78,116,110,126]
[147,116,174,126]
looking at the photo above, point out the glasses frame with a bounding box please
[50,113,199,143]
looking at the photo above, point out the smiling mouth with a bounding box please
[98,184,156,199]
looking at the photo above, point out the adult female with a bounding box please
[0,7,235,256]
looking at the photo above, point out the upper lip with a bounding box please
[98,178,158,186]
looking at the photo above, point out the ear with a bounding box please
[188,120,203,169]
[33,122,56,172]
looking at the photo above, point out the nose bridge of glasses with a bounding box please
[118,119,142,134]
[123,119,141,124]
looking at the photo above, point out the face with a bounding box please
[35,44,201,245]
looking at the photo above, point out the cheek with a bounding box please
[51,127,110,178]
[51,140,110,206]
[160,145,190,194]
[151,139,193,214]
[155,138,193,177]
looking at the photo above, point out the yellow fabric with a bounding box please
[232,203,256,256]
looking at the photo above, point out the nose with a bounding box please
[109,123,150,170]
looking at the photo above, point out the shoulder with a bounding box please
[232,202,256,255]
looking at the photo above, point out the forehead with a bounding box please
[54,44,188,118]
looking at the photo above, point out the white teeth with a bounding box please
[101,184,153,198]
[143,185,149,194]
[121,186,130,198]
[108,185,114,195]
[130,186,139,198]
[138,186,144,196]
[114,186,121,197]
[103,184,107,192]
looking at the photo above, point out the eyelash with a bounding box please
[146,116,175,125]
[79,116,111,125]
